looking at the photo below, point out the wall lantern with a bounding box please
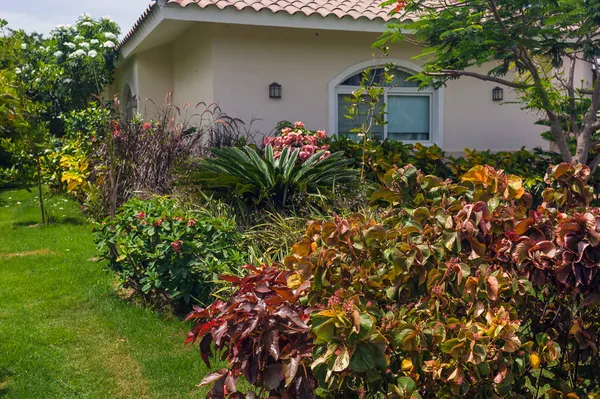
[269,82,282,99]
[492,86,504,101]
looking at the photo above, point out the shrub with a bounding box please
[186,265,314,398]
[191,145,359,211]
[328,136,563,190]
[95,197,246,309]
[328,136,451,181]
[189,163,600,398]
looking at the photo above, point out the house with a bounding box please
[111,0,594,153]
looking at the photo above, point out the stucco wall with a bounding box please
[207,24,546,151]
[136,44,174,118]
[116,21,596,152]
[111,56,138,110]
[172,25,214,109]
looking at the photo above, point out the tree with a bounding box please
[14,14,120,134]
[379,0,600,169]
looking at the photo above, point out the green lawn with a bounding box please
[0,189,211,398]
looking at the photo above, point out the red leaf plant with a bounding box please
[186,265,316,398]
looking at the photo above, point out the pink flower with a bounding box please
[153,218,163,227]
[299,151,310,161]
[142,122,152,130]
[171,240,183,253]
[294,121,305,129]
[320,144,330,151]
[316,130,327,140]
[281,127,292,134]
[173,216,183,221]
[137,212,146,219]
[187,219,196,227]
[263,136,275,146]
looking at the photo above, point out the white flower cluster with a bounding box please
[104,32,117,39]
[90,39,99,44]
[69,49,87,58]
[21,43,26,49]
[88,50,98,58]
[74,35,84,41]
[81,22,93,27]
[103,41,116,48]
[64,42,76,49]
[101,16,113,22]
[79,42,90,49]
[54,50,64,57]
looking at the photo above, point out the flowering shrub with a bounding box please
[14,14,119,130]
[189,163,600,398]
[95,197,246,309]
[263,121,330,162]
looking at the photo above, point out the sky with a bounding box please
[0,0,153,37]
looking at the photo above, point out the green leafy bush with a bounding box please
[95,197,246,309]
[188,163,600,398]
[191,145,359,211]
[328,136,451,181]
[328,136,562,185]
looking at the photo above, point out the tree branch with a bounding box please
[566,55,580,135]
[424,70,530,89]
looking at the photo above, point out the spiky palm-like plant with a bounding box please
[193,145,358,209]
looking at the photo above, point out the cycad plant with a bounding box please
[192,145,358,210]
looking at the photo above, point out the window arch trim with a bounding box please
[327,59,444,147]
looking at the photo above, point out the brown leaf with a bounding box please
[198,369,228,387]
[487,275,499,301]
[282,357,300,387]
[493,363,507,384]
[265,329,280,361]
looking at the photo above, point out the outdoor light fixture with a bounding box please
[492,86,503,101]
[269,82,282,99]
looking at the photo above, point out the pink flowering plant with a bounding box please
[94,197,246,309]
[263,121,331,162]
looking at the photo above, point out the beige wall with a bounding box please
[208,24,545,151]
[111,56,137,109]
[115,22,559,152]
[172,24,214,109]
[135,44,174,118]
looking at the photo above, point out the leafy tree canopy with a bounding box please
[379,0,600,168]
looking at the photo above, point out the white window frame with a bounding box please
[328,59,444,148]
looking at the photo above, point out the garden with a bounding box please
[2,0,600,398]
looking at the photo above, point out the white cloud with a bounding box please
[0,0,153,37]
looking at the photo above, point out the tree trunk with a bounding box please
[574,130,591,165]
[37,181,46,225]
[548,115,573,163]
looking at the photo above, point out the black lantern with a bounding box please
[492,86,503,101]
[269,82,282,99]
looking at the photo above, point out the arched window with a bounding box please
[329,61,442,145]
[123,84,137,121]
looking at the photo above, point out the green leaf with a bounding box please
[349,344,375,373]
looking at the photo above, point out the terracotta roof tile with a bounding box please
[118,0,399,51]
[166,0,395,21]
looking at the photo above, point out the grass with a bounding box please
[0,188,213,398]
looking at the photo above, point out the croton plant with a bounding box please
[187,163,600,398]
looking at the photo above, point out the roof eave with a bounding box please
[118,3,407,62]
